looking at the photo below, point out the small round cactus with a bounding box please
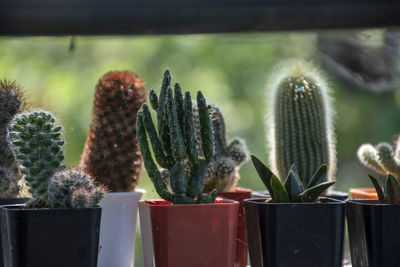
[8,110,65,201]
[0,167,20,199]
[80,71,146,192]
[48,169,107,208]
[266,60,336,185]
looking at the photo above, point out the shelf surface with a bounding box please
[0,0,399,35]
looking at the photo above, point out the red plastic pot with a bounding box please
[218,187,252,267]
[139,198,239,267]
[349,188,378,200]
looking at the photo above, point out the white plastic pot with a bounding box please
[97,190,144,267]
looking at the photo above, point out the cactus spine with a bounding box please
[137,70,216,204]
[358,136,400,179]
[266,60,336,185]
[8,109,106,208]
[193,105,249,192]
[0,80,25,198]
[80,71,146,192]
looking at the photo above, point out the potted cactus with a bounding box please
[263,60,347,200]
[1,110,106,267]
[0,79,29,205]
[137,70,239,267]
[347,174,400,267]
[354,138,400,199]
[79,70,146,267]
[245,155,345,267]
[192,103,250,267]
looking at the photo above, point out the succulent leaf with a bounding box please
[270,175,289,203]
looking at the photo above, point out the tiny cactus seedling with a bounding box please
[358,137,400,179]
[0,79,25,196]
[193,104,249,192]
[137,70,217,204]
[80,71,146,192]
[368,174,400,204]
[266,60,336,185]
[8,109,106,208]
[251,155,335,203]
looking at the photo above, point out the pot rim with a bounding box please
[140,197,238,208]
[346,199,400,206]
[1,204,102,211]
[244,196,345,206]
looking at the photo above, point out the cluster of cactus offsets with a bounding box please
[80,71,146,192]
[358,137,400,178]
[48,169,106,208]
[8,109,106,208]
[193,104,249,192]
[137,70,217,204]
[0,79,25,195]
[252,155,335,203]
[266,60,336,186]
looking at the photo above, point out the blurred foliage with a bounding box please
[0,31,399,264]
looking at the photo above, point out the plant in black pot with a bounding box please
[1,110,106,267]
[137,70,239,267]
[244,155,345,267]
[0,79,29,204]
[347,173,400,267]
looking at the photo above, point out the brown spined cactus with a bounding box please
[80,71,146,192]
[0,79,25,182]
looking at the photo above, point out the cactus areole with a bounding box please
[137,70,217,204]
[266,60,336,186]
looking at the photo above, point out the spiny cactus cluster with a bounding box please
[252,155,335,203]
[8,109,106,208]
[137,70,216,204]
[80,71,146,192]
[0,79,25,198]
[358,137,400,178]
[193,104,249,192]
[266,60,336,186]
[368,174,400,204]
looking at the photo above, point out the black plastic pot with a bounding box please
[347,199,400,267]
[244,197,345,267]
[0,205,101,267]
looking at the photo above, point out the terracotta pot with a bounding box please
[347,199,400,267]
[349,188,378,199]
[139,198,239,267]
[244,197,345,267]
[218,187,251,267]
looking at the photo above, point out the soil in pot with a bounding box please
[347,199,400,267]
[0,205,101,267]
[244,197,345,267]
[218,187,251,267]
[139,198,239,267]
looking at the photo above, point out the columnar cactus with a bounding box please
[80,71,146,192]
[266,60,336,185]
[193,105,249,192]
[137,70,216,204]
[0,79,25,196]
[357,136,400,179]
[8,109,106,208]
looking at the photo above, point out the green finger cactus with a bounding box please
[357,136,400,179]
[193,104,249,192]
[266,60,336,185]
[8,109,107,208]
[8,110,65,202]
[0,79,25,196]
[80,71,146,192]
[137,70,216,204]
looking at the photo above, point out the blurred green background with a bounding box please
[0,31,399,265]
